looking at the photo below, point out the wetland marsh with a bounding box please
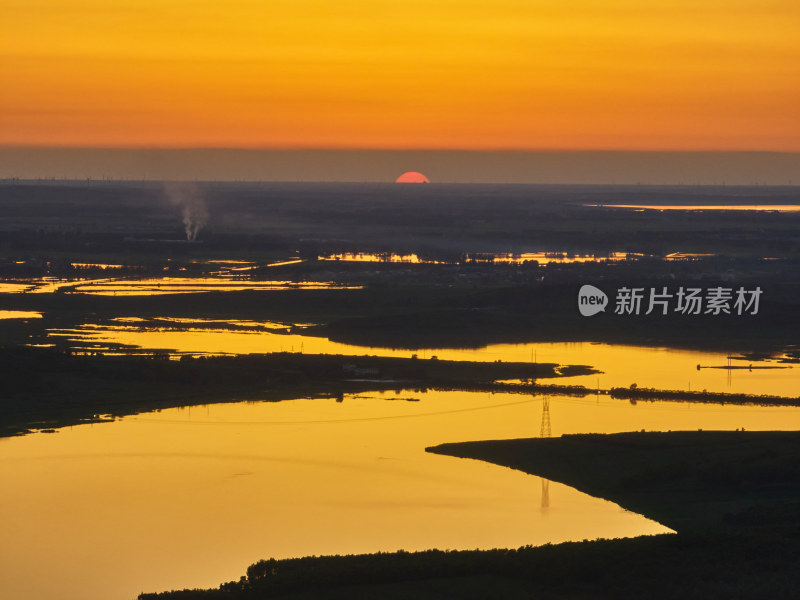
[2,181,800,599]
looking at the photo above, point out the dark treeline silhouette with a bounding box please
[609,385,800,405]
[137,532,800,599]
[0,347,574,437]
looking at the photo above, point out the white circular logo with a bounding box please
[578,285,608,316]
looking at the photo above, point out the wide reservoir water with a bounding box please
[2,389,800,600]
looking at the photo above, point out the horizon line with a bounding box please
[3,145,800,155]
[4,178,800,189]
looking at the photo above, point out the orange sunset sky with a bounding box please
[1,0,799,151]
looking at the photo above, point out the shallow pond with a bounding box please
[0,310,42,320]
[3,389,800,600]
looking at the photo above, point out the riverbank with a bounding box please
[5,281,800,354]
[428,430,800,532]
[0,347,586,437]
[138,431,800,599]
[6,346,800,438]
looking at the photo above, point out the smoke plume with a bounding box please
[165,183,208,241]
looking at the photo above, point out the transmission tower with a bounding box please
[540,398,551,438]
[540,397,551,509]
